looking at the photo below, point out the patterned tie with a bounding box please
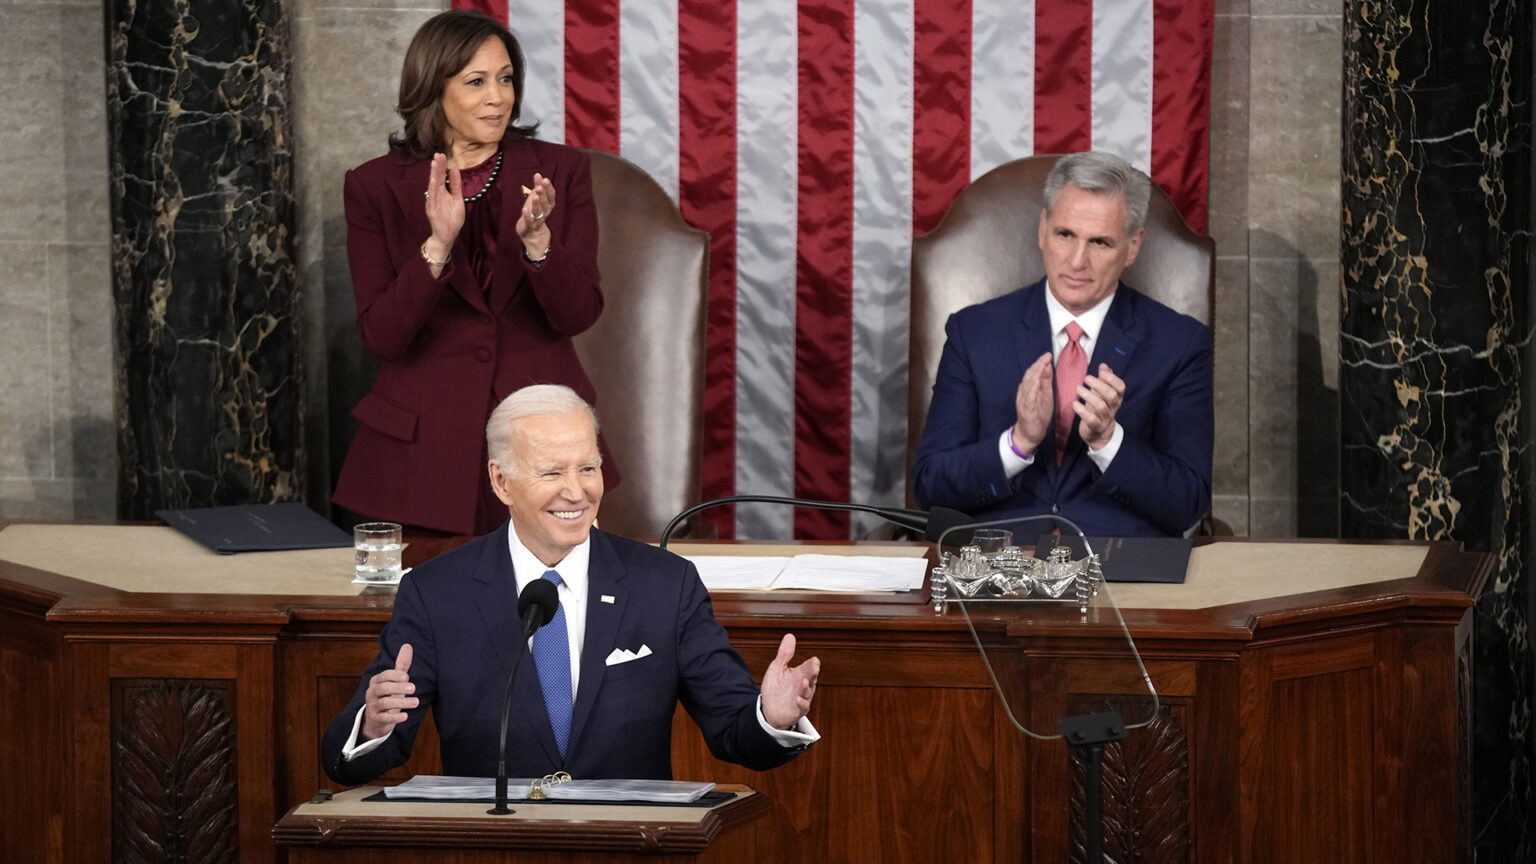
[1054,322,1087,463]
[531,569,573,757]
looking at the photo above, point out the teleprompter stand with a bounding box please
[1062,710,1128,864]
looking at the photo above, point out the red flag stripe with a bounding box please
[913,0,973,236]
[462,0,507,23]
[1033,0,1094,155]
[792,0,857,537]
[679,0,741,534]
[1151,0,1213,232]
[564,0,621,152]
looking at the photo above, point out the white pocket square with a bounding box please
[605,644,653,666]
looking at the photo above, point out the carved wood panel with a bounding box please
[1069,699,1192,864]
[112,679,237,864]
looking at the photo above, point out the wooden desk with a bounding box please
[0,524,1488,864]
[274,784,768,863]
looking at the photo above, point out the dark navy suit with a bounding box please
[912,279,1213,537]
[321,525,801,785]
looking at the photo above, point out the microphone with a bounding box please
[489,578,560,815]
[658,494,971,546]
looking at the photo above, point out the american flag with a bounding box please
[461,0,1213,539]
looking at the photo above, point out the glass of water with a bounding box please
[971,528,1013,555]
[354,522,404,582]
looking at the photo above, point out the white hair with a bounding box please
[485,384,599,467]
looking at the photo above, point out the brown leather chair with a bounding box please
[572,150,707,540]
[907,153,1215,508]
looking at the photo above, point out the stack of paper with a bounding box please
[382,775,715,803]
[688,554,927,592]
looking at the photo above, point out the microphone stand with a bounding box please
[489,581,558,815]
[659,494,966,547]
[1061,711,1125,863]
[488,660,526,815]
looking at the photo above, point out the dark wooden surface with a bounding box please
[0,527,1490,864]
[273,784,767,863]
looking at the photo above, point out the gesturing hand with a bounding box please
[422,154,465,266]
[1012,351,1054,456]
[515,172,556,258]
[1075,363,1126,450]
[362,642,418,741]
[759,634,820,730]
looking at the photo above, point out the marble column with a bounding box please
[106,0,304,517]
[1340,0,1533,858]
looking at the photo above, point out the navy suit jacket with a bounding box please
[912,279,1213,537]
[321,525,801,785]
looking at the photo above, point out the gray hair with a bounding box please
[1042,151,1151,235]
[485,384,600,467]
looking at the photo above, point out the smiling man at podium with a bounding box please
[321,385,821,784]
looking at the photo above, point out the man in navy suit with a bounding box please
[912,151,1213,538]
[322,385,820,785]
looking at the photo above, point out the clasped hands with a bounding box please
[1011,351,1125,455]
[361,633,821,742]
[421,153,557,269]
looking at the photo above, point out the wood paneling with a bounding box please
[111,679,239,864]
[0,536,1489,863]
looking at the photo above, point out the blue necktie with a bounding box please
[531,569,573,757]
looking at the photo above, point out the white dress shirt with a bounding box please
[999,285,1125,477]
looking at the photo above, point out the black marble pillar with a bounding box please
[1340,0,1533,858]
[105,0,304,516]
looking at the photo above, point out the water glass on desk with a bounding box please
[354,522,404,582]
[971,528,1013,555]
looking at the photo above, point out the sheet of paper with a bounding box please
[771,554,929,592]
[688,556,790,590]
[382,775,713,803]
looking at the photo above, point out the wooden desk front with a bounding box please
[274,784,768,863]
[0,525,1488,863]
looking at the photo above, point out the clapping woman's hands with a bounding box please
[422,153,465,271]
[516,172,556,259]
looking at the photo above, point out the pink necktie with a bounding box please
[1054,322,1087,463]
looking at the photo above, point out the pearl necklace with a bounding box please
[456,147,503,204]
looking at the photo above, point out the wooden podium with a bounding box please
[273,784,768,863]
[0,523,1490,863]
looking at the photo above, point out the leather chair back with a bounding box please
[574,150,707,539]
[907,154,1215,486]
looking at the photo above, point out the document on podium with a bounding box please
[687,553,927,591]
[156,502,351,554]
[381,775,715,804]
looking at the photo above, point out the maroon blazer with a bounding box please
[333,134,605,534]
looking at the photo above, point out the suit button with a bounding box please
[1051,503,1060,514]
[479,314,492,326]
[475,348,491,362]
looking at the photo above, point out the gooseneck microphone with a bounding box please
[658,494,972,547]
[489,578,560,815]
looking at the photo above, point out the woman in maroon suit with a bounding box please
[333,10,617,535]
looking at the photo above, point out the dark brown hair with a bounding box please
[389,10,538,159]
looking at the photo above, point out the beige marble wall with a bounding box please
[1206,0,1344,536]
[0,0,115,519]
[0,0,1343,539]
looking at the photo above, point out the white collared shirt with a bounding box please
[999,284,1124,475]
[506,521,588,700]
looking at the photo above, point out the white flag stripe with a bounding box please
[1091,0,1153,172]
[971,0,1036,179]
[516,1,567,144]
[849,0,916,532]
[619,0,680,201]
[733,0,799,537]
